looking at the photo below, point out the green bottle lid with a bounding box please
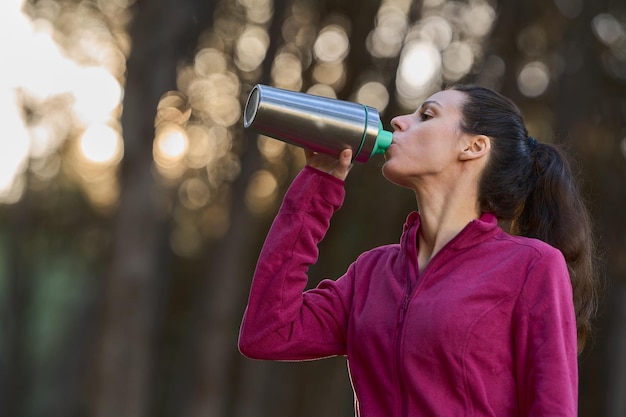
[372,123,392,155]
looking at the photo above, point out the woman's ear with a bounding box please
[459,134,490,161]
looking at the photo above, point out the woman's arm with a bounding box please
[514,248,578,417]
[238,150,356,361]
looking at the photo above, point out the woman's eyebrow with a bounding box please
[420,100,442,109]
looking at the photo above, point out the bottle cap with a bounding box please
[372,124,392,155]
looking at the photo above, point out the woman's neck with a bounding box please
[413,179,481,274]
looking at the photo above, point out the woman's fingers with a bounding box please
[305,148,353,181]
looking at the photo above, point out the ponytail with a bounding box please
[512,143,597,352]
[452,84,599,353]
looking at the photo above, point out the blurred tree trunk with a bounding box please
[90,1,215,417]
[179,132,264,417]
[178,0,288,412]
[1,195,33,417]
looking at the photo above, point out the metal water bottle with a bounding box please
[243,84,392,163]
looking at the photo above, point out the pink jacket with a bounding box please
[239,166,578,417]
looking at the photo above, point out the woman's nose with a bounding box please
[391,116,404,131]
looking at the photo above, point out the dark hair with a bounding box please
[452,84,598,353]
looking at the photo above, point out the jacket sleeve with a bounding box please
[238,166,355,361]
[514,248,578,417]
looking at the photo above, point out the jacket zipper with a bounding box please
[394,218,479,416]
[396,260,413,417]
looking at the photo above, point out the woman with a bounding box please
[238,84,598,416]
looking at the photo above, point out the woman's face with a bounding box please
[382,89,471,188]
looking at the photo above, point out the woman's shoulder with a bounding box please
[355,243,402,262]
[493,229,563,257]
[490,230,568,280]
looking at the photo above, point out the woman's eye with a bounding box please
[419,112,432,121]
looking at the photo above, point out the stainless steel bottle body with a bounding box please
[243,84,390,163]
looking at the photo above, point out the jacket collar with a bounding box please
[401,212,500,253]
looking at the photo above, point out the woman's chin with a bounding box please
[381,161,401,185]
[382,162,416,189]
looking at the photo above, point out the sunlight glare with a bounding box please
[0,0,129,204]
[79,124,123,164]
[72,66,123,125]
[0,91,30,203]
[0,1,33,202]
[17,28,76,98]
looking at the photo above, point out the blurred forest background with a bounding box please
[0,0,624,416]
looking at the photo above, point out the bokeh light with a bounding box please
[417,16,452,51]
[71,66,123,125]
[592,13,625,47]
[517,25,548,57]
[306,83,338,98]
[313,25,350,63]
[367,4,408,58]
[237,0,273,24]
[442,41,474,82]
[179,177,211,210]
[271,51,303,90]
[156,126,189,162]
[356,81,390,112]
[463,2,496,38]
[235,25,270,72]
[79,124,123,164]
[554,0,583,19]
[257,135,287,162]
[154,124,189,179]
[312,61,346,89]
[396,41,441,107]
[245,169,278,214]
[194,48,229,77]
[187,72,241,127]
[517,61,550,97]
[170,221,203,258]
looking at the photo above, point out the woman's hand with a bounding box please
[305,148,353,181]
